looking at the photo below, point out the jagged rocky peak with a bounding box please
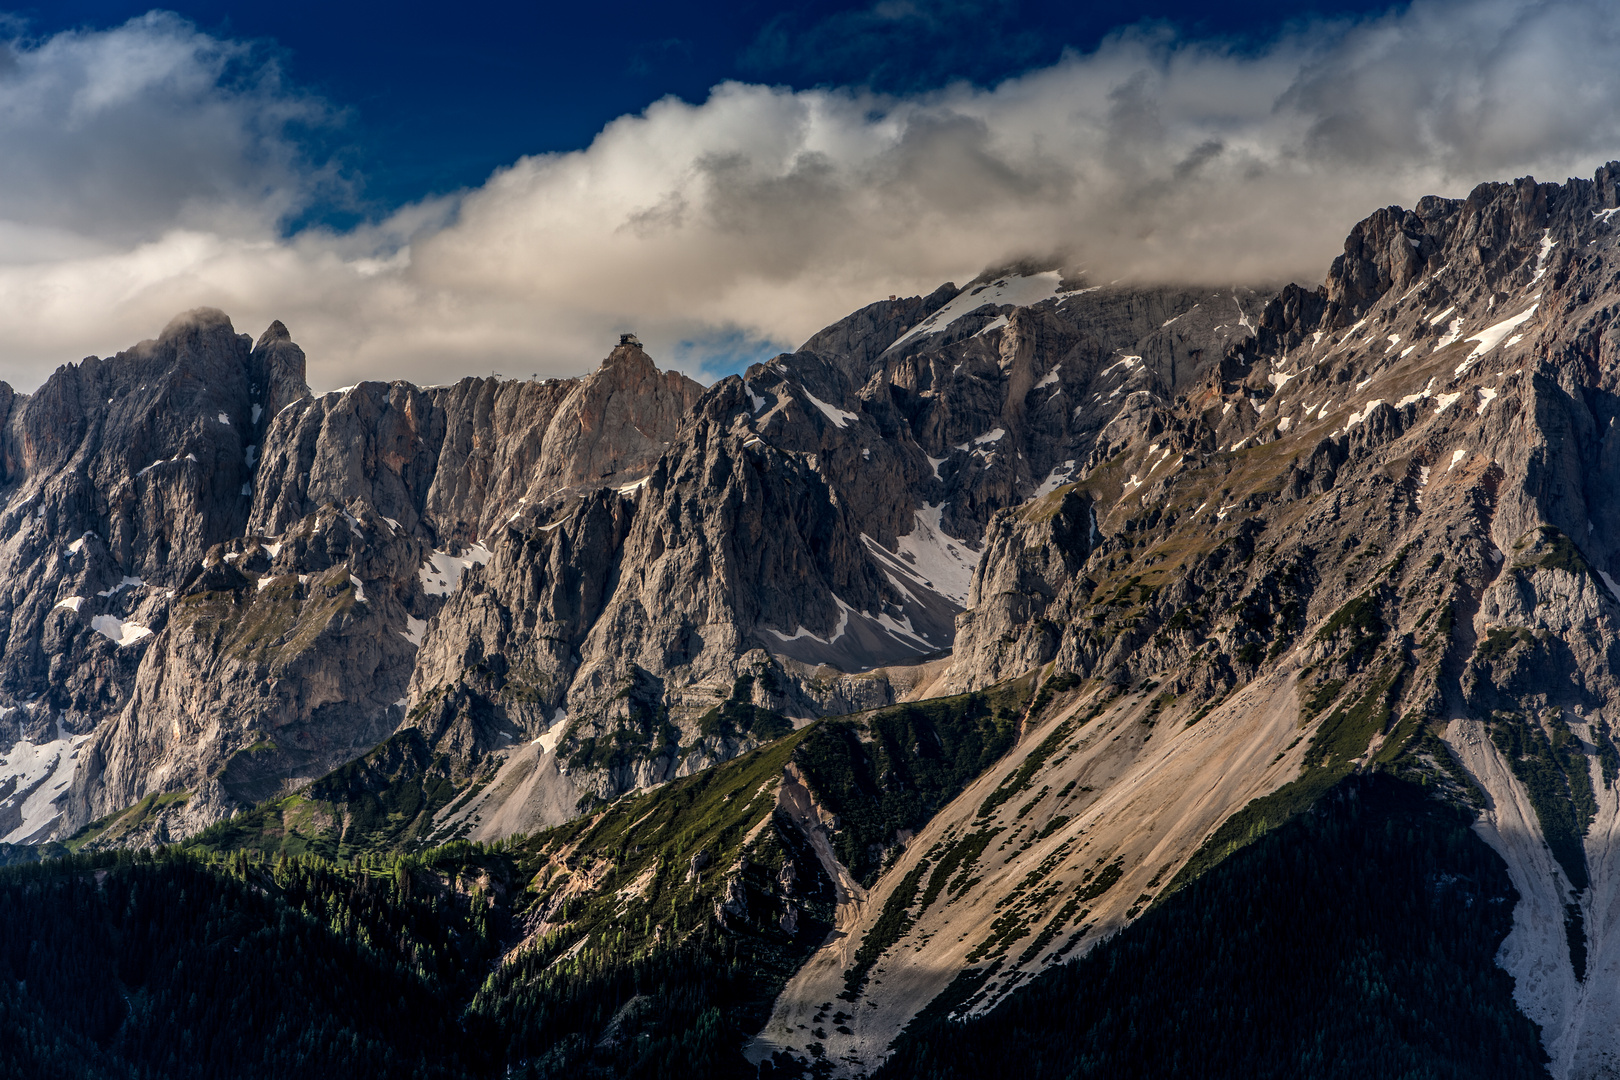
[954,163,1620,699]
[1,324,729,845]
[1261,162,1620,351]
[798,281,959,379]
[529,335,704,496]
[380,272,1283,843]
[0,310,315,841]
[251,318,314,420]
[23,167,1620,1079]
[64,498,427,840]
[248,336,703,548]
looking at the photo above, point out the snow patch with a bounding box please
[534,711,567,755]
[765,598,851,645]
[1398,377,1437,408]
[54,596,84,612]
[419,545,493,597]
[136,453,196,478]
[349,574,368,603]
[885,271,1067,351]
[251,403,262,424]
[802,388,858,429]
[1600,570,1620,606]
[870,607,931,649]
[1476,387,1499,414]
[217,411,231,426]
[1448,449,1468,471]
[90,614,152,647]
[745,381,768,413]
[1435,317,1465,350]
[1342,399,1385,431]
[1101,355,1142,376]
[0,727,91,844]
[1531,230,1557,283]
[96,576,143,597]
[401,615,428,646]
[1033,460,1078,498]
[862,502,981,607]
[1463,303,1538,366]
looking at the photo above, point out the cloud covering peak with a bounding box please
[2,0,1620,391]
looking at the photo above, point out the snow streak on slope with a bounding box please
[0,724,91,844]
[886,272,1066,352]
[862,504,981,607]
[419,544,494,596]
[1445,719,1620,1080]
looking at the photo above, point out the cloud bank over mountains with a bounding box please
[2,0,1619,391]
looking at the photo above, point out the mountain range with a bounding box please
[7,164,1620,1078]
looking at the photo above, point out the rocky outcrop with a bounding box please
[405,488,636,756]
[0,324,715,838]
[66,501,426,830]
[947,488,1097,686]
[249,342,703,548]
[2,265,1262,844]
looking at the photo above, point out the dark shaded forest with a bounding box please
[0,847,494,1079]
[1,773,1548,1079]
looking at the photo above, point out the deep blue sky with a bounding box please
[12,0,1399,224]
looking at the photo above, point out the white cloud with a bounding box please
[3,1,1620,392]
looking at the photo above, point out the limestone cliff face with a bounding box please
[0,310,305,840]
[0,261,1264,845]
[951,163,1620,701]
[248,342,702,547]
[0,327,713,838]
[67,502,425,836]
